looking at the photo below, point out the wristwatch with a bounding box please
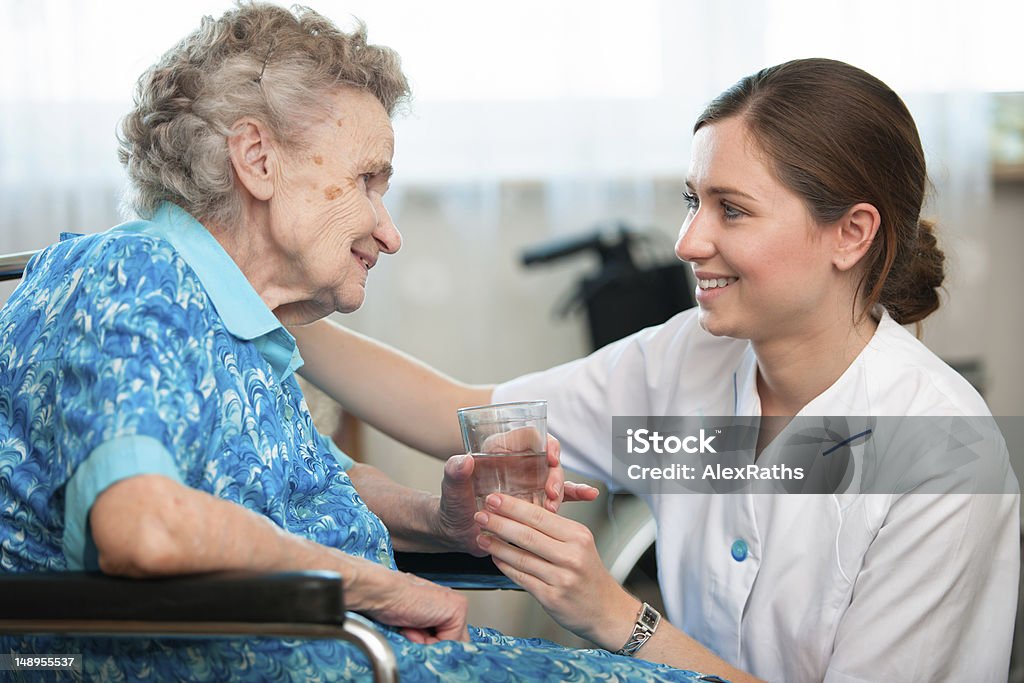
[613,601,661,657]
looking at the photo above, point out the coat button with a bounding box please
[731,539,748,562]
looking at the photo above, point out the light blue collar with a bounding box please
[114,202,303,381]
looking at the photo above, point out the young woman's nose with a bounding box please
[674,211,714,263]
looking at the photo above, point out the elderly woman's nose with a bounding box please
[374,204,402,254]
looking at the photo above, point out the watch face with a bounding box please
[639,604,660,629]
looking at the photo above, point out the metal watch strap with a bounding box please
[613,601,661,657]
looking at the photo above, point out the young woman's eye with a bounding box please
[682,191,699,212]
[722,202,744,220]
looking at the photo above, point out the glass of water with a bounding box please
[457,401,547,510]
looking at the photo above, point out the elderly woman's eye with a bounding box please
[682,191,699,212]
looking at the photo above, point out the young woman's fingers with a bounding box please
[477,532,561,586]
[480,493,575,542]
[562,481,600,502]
[490,553,552,596]
[474,507,565,566]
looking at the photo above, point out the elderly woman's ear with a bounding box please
[227,119,277,202]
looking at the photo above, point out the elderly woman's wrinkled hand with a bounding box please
[354,561,470,644]
[436,453,488,556]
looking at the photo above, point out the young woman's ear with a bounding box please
[833,202,881,271]
[226,119,277,201]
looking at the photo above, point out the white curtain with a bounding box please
[1,0,1019,399]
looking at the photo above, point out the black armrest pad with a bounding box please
[0,571,345,624]
[394,552,519,590]
[393,552,500,576]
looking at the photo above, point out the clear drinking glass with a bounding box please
[457,401,548,510]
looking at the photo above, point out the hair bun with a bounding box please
[884,218,944,325]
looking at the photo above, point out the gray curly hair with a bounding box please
[117,2,411,226]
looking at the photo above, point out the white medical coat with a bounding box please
[494,307,1019,682]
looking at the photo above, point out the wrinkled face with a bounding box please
[675,117,836,343]
[271,87,401,315]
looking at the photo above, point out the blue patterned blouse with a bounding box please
[0,203,710,682]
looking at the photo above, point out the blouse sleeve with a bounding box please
[50,235,215,569]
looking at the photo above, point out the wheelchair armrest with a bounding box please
[0,250,38,281]
[0,571,398,683]
[394,552,521,590]
[0,570,345,623]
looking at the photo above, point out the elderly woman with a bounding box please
[0,4,709,682]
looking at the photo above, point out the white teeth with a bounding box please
[698,277,737,290]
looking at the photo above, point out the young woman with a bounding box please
[294,58,1019,682]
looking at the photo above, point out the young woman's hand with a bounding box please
[473,493,638,650]
[436,435,599,555]
[539,434,600,512]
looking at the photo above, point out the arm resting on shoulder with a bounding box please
[293,318,491,457]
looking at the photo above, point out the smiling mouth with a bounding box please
[697,277,738,290]
[354,251,377,271]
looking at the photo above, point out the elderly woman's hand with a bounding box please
[435,453,488,556]
[436,435,599,556]
[351,560,470,644]
[471,492,639,651]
